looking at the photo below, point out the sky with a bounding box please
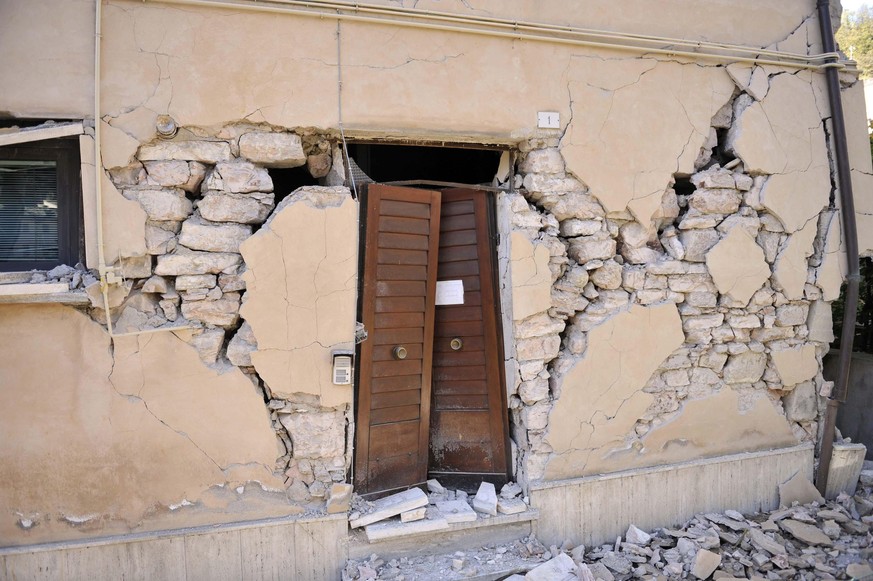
[842,0,870,11]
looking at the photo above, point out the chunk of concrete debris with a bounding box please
[525,552,576,581]
[747,528,787,555]
[434,500,477,524]
[692,549,722,579]
[349,487,428,528]
[426,479,446,494]
[472,481,498,516]
[625,524,652,545]
[326,483,353,514]
[587,562,615,581]
[400,507,426,523]
[847,562,873,579]
[778,519,833,546]
[501,481,523,499]
[778,472,824,507]
[364,514,449,542]
[497,497,527,515]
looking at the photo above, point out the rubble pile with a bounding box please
[348,480,532,544]
[344,472,873,580]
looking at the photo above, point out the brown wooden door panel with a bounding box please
[439,230,478,247]
[355,184,441,495]
[435,306,483,323]
[371,374,422,393]
[439,245,479,262]
[373,343,424,361]
[379,232,429,250]
[429,189,509,484]
[371,389,422,409]
[371,404,421,425]
[376,281,427,297]
[375,297,426,313]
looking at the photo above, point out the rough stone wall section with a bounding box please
[102,128,352,508]
[509,75,838,486]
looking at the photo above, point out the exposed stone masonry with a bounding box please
[508,80,838,486]
[99,128,350,507]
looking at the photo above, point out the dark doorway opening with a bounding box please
[347,143,502,185]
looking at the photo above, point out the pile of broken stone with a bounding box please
[344,470,873,580]
[348,479,530,544]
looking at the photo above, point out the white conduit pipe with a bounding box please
[146,0,851,72]
[94,0,198,338]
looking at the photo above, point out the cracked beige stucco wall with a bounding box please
[0,305,289,546]
[240,186,358,408]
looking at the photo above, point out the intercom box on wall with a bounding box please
[332,350,354,385]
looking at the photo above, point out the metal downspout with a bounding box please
[815,0,861,497]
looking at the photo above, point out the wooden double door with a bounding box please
[354,184,510,496]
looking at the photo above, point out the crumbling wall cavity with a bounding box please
[508,62,839,487]
[92,126,356,512]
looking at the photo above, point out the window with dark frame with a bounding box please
[0,137,82,272]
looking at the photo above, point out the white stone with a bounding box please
[238,132,306,168]
[144,160,191,187]
[679,230,720,262]
[560,219,602,237]
[538,192,605,221]
[364,515,449,542]
[625,524,652,545]
[722,351,767,384]
[132,188,193,221]
[771,344,817,387]
[775,304,808,327]
[144,223,177,255]
[706,227,770,304]
[520,149,565,174]
[426,479,446,494]
[590,261,623,290]
[779,519,832,546]
[155,247,241,276]
[349,487,429,528]
[783,381,817,421]
[525,553,576,581]
[472,481,498,516]
[807,301,835,343]
[497,497,527,515]
[203,160,273,193]
[227,321,257,366]
[180,293,241,327]
[689,188,741,215]
[138,140,233,164]
[179,215,252,253]
[568,236,616,263]
[692,549,722,579]
[175,274,216,291]
[435,500,478,524]
[198,192,275,224]
[186,328,225,365]
[142,275,168,294]
[400,506,426,523]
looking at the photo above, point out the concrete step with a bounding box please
[346,508,539,562]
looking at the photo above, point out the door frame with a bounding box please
[353,181,513,495]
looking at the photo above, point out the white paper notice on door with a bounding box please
[435,279,464,305]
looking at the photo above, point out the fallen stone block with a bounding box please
[692,549,722,579]
[779,472,824,507]
[326,483,353,514]
[364,515,449,542]
[400,507,426,523]
[427,479,446,494]
[625,524,652,545]
[435,500,477,524]
[525,553,576,581]
[349,487,429,528]
[778,519,832,546]
[497,497,527,515]
[473,481,498,516]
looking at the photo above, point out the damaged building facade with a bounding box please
[1,0,871,577]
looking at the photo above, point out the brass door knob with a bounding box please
[393,345,408,360]
[450,338,463,351]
